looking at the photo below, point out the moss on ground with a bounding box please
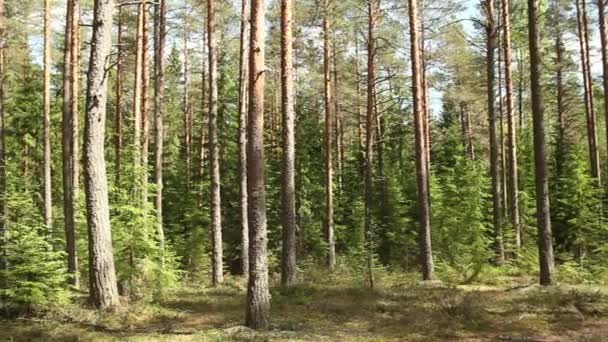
[1,271,607,341]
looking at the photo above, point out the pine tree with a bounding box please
[42,0,52,238]
[485,0,505,264]
[84,0,119,309]
[528,0,555,286]
[246,0,271,328]
[237,0,250,277]
[280,0,297,287]
[62,0,80,288]
[208,0,224,286]
[323,0,336,271]
[409,0,434,281]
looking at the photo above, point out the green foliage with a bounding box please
[111,165,180,301]
[0,189,69,312]
[432,110,493,283]
[503,247,540,277]
[552,146,604,260]
[556,261,597,285]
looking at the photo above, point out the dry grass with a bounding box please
[1,272,608,341]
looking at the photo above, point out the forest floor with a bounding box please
[1,270,608,341]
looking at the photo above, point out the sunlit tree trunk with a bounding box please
[0,0,6,272]
[333,37,343,192]
[208,0,224,286]
[133,0,144,181]
[528,0,555,286]
[485,0,505,264]
[280,0,297,288]
[43,0,53,237]
[420,8,431,178]
[408,0,434,281]
[498,38,508,222]
[183,16,192,185]
[355,35,365,177]
[323,4,336,271]
[237,0,250,277]
[576,0,601,183]
[115,6,123,184]
[141,1,150,195]
[598,0,608,167]
[84,0,119,309]
[62,0,80,288]
[153,0,166,247]
[245,0,271,328]
[364,0,379,290]
[501,0,521,250]
[517,50,524,129]
[420,32,431,174]
[71,1,80,194]
[199,29,207,181]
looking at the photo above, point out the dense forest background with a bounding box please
[0,0,608,339]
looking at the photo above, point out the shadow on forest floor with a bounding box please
[1,272,608,341]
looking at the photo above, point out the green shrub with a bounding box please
[111,167,180,301]
[433,157,493,284]
[0,192,69,312]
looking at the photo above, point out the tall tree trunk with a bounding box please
[62,0,80,288]
[245,0,271,328]
[485,0,505,265]
[517,50,524,129]
[498,36,508,221]
[208,0,223,286]
[528,0,555,286]
[598,0,608,168]
[0,0,6,272]
[154,0,166,247]
[555,1,566,179]
[141,2,150,194]
[237,0,250,277]
[115,6,123,184]
[333,38,343,192]
[84,0,119,309]
[576,0,601,183]
[280,0,297,288]
[199,29,207,181]
[323,6,336,271]
[71,1,80,194]
[183,17,192,185]
[355,35,365,179]
[418,0,431,172]
[408,0,434,281]
[501,0,521,250]
[43,0,53,237]
[133,0,144,183]
[420,13,431,178]
[365,0,378,289]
